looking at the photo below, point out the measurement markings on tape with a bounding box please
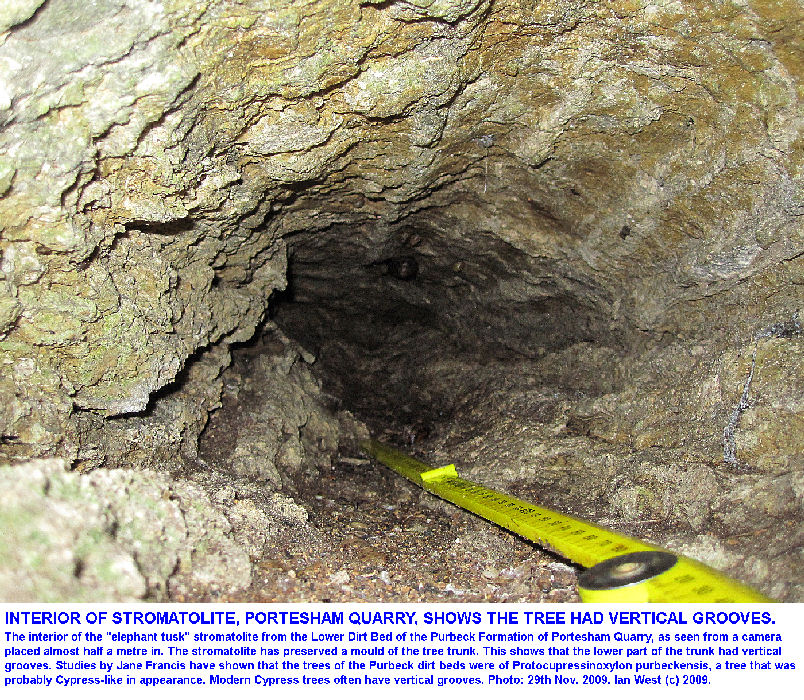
[359,438,773,603]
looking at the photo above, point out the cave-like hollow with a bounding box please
[252,171,803,605]
[272,211,617,439]
[235,180,802,604]
[0,0,801,603]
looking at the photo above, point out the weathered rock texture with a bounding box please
[0,0,801,600]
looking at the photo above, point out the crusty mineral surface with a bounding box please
[0,0,801,601]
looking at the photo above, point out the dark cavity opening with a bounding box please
[270,213,618,443]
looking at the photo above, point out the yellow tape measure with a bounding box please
[359,439,773,603]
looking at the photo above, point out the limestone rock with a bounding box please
[0,0,800,599]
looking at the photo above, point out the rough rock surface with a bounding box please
[0,458,255,601]
[0,0,801,600]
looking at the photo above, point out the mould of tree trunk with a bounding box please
[0,0,801,602]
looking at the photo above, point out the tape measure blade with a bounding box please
[645,557,773,603]
[361,440,656,568]
[359,439,433,485]
[359,439,774,603]
[577,553,773,603]
[423,475,652,569]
